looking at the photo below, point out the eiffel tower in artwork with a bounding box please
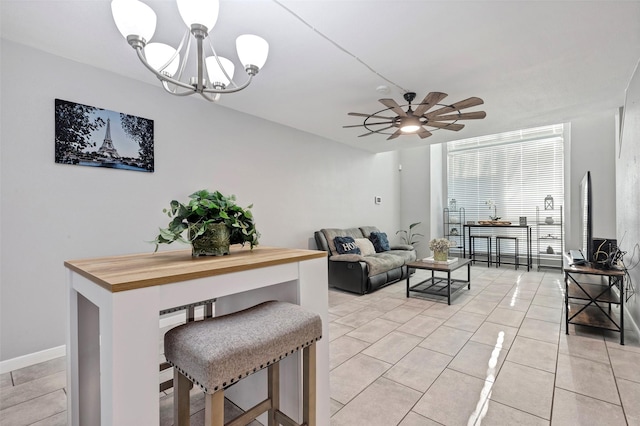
[97,118,120,159]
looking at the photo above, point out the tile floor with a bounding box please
[1,265,639,425]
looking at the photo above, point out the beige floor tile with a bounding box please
[345,317,399,343]
[531,294,563,309]
[329,335,370,370]
[10,357,65,386]
[449,341,507,382]
[398,411,442,425]
[413,368,491,426]
[506,336,558,373]
[485,307,526,327]
[517,318,560,344]
[362,331,422,364]
[0,371,66,411]
[383,347,452,392]
[558,333,609,364]
[505,288,537,301]
[328,290,359,307]
[605,330,640,352]
[525,305,562,323]
[554,353,620,405]
[472,291,505,302]
[551,388,626,426]
[328,301,365,317]
[617,378,640,424]
[443,310,487,333]
[470,321,519,350]
[421,302,461,320]
[419,325,473,356]
[29,411,68,426]
[401,297,435,310]
[478,399,549,425]
[461,299,499,315]
[497,296,532,312]
[333,308,385,328]
[380,304,425,324]
[328,322,354,341]
[329,354,391,404]
[0,373,12,390]
[0,390,66,426]
[608,346,640,383]
[330,377,421,426]
[490,361,555,419]
[396,314,445,338]
[365,297,407,312]
[329,398,343,416]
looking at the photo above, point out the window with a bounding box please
[446,124,564,223]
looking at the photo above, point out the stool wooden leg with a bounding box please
[204,390,224,426]
[174,370,192,426]
[303,343,317,426]
[268,363,280,426]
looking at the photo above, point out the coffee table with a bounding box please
[406,258,472,304]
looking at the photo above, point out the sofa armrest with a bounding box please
[390,244,414,251]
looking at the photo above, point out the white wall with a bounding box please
[0,40,400,361]
[398,146,431,258]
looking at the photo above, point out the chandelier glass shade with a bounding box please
[110,0,269,102]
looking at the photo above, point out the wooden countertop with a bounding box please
[64,246,327,293]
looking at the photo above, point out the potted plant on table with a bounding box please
[153,189,259,257]
[429,237,453,262]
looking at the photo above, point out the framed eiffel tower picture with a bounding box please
[54,99,154,172]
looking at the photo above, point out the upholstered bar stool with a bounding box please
[164,300,323,426]
[470,235,492,267]
[496,236,519,269]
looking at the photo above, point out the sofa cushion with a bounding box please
[359,226,380,238]
[334,236,361,255]
[369,232,390,252]
[386,249,417,263]
[321,228,365,255]
[355,238,376,256]
[365,253,405,276]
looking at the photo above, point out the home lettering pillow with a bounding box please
[333,236,361,255]
[369,232,390,252]
[354,238,376,256]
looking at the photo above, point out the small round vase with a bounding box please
[434,251,448,262]
[545,216,554,225]
[191,222,230,257]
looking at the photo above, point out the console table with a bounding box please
[564,257,626,344]
[464,224,532,271]
[64,246,328,425]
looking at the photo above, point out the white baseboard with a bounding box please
[0,345,66,374]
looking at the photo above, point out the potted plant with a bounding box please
[429,237,453,262]
[396,222,424,247]
[153,189,259,256]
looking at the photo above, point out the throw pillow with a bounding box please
[333,236,361,255]
[354,238,376,256]
[369,232,390,252]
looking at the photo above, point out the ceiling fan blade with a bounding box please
[387,129,403,140]
[414,92,448,116]
[379,98,407,117]
[343,121,393,128]
[427,111,487,121]
[348,112,396,120]
[428,97,484,116]
[358,125,394,137]
[417,128,433,139]
[425,122,465,131]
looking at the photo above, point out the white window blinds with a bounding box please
[446,124,564,223]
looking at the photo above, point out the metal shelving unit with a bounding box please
[536,206,563,270]
[444,207,465,257]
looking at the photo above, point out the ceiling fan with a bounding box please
[344,91,486,140]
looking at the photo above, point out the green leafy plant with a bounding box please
[153,189,259,252]
[396,222,424,246]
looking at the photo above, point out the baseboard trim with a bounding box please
[0,345,66,374]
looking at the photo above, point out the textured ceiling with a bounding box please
[2,0,640,152]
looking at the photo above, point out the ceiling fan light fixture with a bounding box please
[400,116,421,133]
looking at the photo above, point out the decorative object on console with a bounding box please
[396,222,424,247]
[544,195,554,210]
[545,216,554,224]
[450,228,459,236]
[519,216,527,226]
[55,99,154,172]
[110,0,269,102]
[369,231,391,252]
[153,189,259,256]
[449,199,457,211]
[485,199,501,221]
[344,91,486,140]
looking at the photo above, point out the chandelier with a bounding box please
[110,0,269,102]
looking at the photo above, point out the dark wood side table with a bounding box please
[406,258,472,305]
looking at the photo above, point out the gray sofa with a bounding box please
[314,226,417,295]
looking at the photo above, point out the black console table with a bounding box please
[464,224,532,271]
[564,257,626,344]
